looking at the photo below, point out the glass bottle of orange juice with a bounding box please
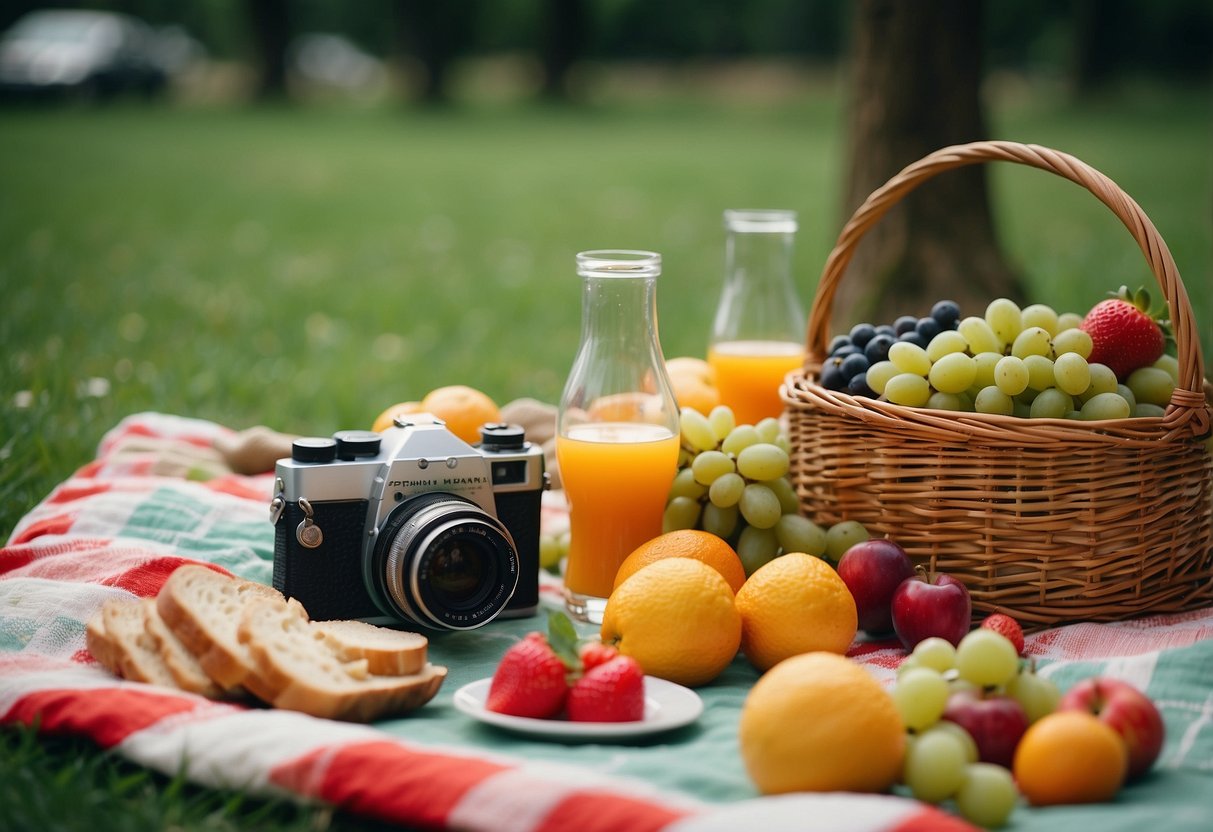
[707,209,806,426]
[557,250,680,623]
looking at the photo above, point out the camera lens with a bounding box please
[369,493,519,630]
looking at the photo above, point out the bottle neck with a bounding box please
[579,273,660,353]
[712,218,804,346]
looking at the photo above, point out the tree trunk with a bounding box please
[836,0,1023,328]
[245,0,290,101]
[539,0,587,101]
[393,0,473,106]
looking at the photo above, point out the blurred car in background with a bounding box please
[0,9,168,100]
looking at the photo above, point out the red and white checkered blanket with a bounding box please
[3,412,1211,831]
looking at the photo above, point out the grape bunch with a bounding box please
[825,297,1177,420]
[664,404,869,576]
[820,299,963,398]
[892,628,1061,828]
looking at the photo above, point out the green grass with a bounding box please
[0,83,1209,829]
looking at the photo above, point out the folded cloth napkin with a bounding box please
[3,412,1211,832]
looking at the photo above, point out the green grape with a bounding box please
[708,471,746,508]
[721,424,762,456]
[774,514,827,557]
[1010,326,1053,359]
[889,342,932,376]
[736,525,779,575]
[922,721,979,764]
[1029,388,1072,419]
[691,450,736,485]
[1084,363,1118,398]
[1127,366,1174,406]
[755,417,782,443]
[539,533,564,570]
[680,407,718,451]
[885,373,931,407]
[955,763,1019,828]
[1023,355,1055,391]
[973,351,1002,389]
[926,330,970,363]
[1006,669,1062,724]
[701,502,740,539]
[707,404,737,441]
[958,316,1001,355]
[1020,303,1060,335]
[773,435,791,455]
[662,496,702,532]
[903,728,968,804]
[1053,352,1091,395]
[1012,398,1032,418]
[1153,353,1180,384]
[669,466,708,500]
[677,448,695,468]
[929,352,977,394]
[927,392,964,411]
[739,483,782,529]
[1117,383,1137,410]
[985,298,1023,348]
[737,443,790,481]
[897,656,924,677]
[1080,391,1131,420]
[993,356,1029,396]
[1056,311,1084,331]
[955,628,1020,688]
[893,667,951,731]
[911,637,958,672]
[1134,402,1166,418]
[974,386,1014,415]
[825,520,869,561]
[767,475,800,515]
[1052,327,1093,359]
[866,360,899,395]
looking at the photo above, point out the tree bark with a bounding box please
[393,0,474,105]
[245,0,290,101]
[539,0,587,101]
[836,0,1023,327]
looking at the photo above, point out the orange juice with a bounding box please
[557,422,679,600]
[708,340,804,425]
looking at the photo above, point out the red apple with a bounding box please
[890,567,971,650]
[1057,677,1165,780]
[942,688,1029,768]
[836,538,915,635]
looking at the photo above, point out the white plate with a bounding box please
[453,676,703,740]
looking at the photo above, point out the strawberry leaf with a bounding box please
[546,609,582,669]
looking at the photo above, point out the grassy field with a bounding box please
[0,81,1209,829]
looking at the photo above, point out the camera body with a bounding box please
[272,414,546,630]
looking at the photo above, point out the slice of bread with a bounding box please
[93,598,182,690]
[314,619,428,677]
[156,564,286,700]
[85,607,121,675]
[142,596,226,698]
[239,598,446,722]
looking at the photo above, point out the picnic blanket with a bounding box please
[2,412,1211,831]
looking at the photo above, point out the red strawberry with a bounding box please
[981,613,1025,655]
[485,634,570,719]
[567,655,646,722]
[578,641,619,672]
[1080,286,1167,380]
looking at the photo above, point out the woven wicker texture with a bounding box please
[783,141,1213,626]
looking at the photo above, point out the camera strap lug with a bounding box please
[295,497,323,549]
[269,496,285,526]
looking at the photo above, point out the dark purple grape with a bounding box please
[864,333,895,363]
[831,344,862,359]
[839,352,870,381]
[894,315,918,335]
[915,316,941,341]
[848,323,877,349]
[897,330,929,349]
[875,324,897,338]
[931,299,961,329]
[828,334,853,355]
[846,372,875,398]
[820,359,848,391]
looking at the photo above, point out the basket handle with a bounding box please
[806,140,1208,436]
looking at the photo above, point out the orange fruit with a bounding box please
[372,401,424,433]
[613,530,746,594]
[665,356,721,415]
[419,385,501,444]
[665,356,715,386]
[739,651,905,794]
[734,552,857,672]
[1013,710,1128,806]
[601,557,741,688]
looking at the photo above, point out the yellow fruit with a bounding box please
[614,530,746,594]
[419,385,501,444]
[372,401,424,433]
[739,652,905,794]
[666,356,721,415]
[734,552,857,672]
[601,557,741,688]
[666,356,715,386]
[1013,711,1128,806]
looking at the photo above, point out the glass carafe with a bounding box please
[557,250,680,623]
[707,209,805,426]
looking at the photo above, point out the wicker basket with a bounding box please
[782,140,1213,627]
